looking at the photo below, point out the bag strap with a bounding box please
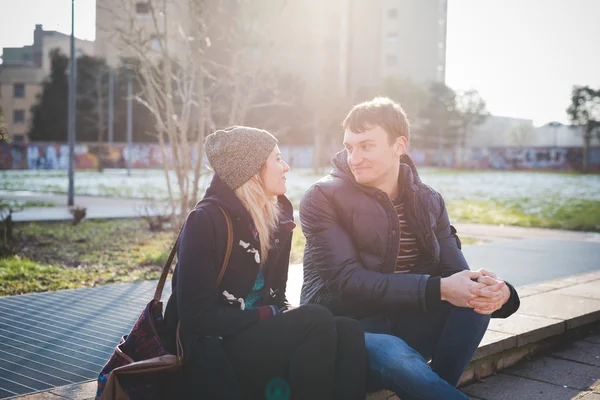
[153,203,233,302]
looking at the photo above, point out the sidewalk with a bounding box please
[9,327,600,400]
[2,269,600,400]
[1,191,157,222]
[463,323,600,400]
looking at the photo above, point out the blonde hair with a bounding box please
[234,174,280,265]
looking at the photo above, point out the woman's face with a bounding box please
[260,145,290,197]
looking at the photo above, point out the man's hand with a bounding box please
[440,270,484,308]
[469,270,511,314]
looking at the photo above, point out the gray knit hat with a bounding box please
[205,126,278,190]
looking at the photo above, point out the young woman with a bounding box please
[164,126,366,400]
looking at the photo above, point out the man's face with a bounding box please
[343,125,406,188]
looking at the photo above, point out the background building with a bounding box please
[95,0,447,97]
[0,66,44,143]
[0,24,94,143]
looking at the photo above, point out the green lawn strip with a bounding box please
[0,255,169,297]
[1,219,175,296]
[17,219,174,268]
[446,198,600,232]
[1,200,56,209]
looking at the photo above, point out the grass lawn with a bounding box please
[447,198,600,232]
[1,219,175,296]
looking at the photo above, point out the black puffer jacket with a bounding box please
[164,175,295,339]
[299,151,519,318]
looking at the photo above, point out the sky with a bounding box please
[0,0,599,126]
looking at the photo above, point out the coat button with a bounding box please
[392,230,397,235]
[377,195,382,200]
[275,239,280,243]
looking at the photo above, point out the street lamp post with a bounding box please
[108,70,114,144]
[67,0,76,206]
[126,65,133,176]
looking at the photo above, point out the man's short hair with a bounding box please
[342,97,410,144]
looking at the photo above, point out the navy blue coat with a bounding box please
[164,175,294,339]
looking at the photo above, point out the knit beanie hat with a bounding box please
[205,126,278,190]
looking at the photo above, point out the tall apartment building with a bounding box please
[0,25,94,143]
[95,0,446,99]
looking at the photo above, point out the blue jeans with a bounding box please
[363,303,490,400]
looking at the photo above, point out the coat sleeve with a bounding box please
[176,206,261,337]
[434,192,520,318]
[300,185,429,313]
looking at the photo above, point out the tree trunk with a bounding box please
[583,132,591,173]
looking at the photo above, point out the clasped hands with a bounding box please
[440,269,511,315]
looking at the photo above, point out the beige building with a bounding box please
[0,67,44,143]
[0,25,94,143]
[95,0,447,98]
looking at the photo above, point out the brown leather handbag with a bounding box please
[96,205,233,400]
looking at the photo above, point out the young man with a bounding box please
[300,97,520,399]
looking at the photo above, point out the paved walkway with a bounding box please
[1,192,158,222]
[4,270,600,400]
[463,323,600,400]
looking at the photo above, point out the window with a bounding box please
[150,35,162,51]
[12,134,25,143]
[136,2,150,15]
[14,109,25,124]
[13,83,25,98]
[387,32,398,42]
[386,55,397,67]
[388,8,398,19]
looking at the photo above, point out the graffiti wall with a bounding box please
[1,143,599,172]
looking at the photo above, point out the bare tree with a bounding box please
[455,89,489,150]
[506,123,533,148]
[566,85,600,173]
[98,0,293,224]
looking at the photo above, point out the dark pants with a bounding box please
[212,304,365,400]
[362,303,490,399]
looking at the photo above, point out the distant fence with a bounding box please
[1,142,599,172]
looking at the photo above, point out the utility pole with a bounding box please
[67,0,76,206]
[108,70,114,144]
[126,65,133,176]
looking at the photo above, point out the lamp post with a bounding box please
[108,70,114,144]
[126,64,133,176]
[67,0,76,206]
